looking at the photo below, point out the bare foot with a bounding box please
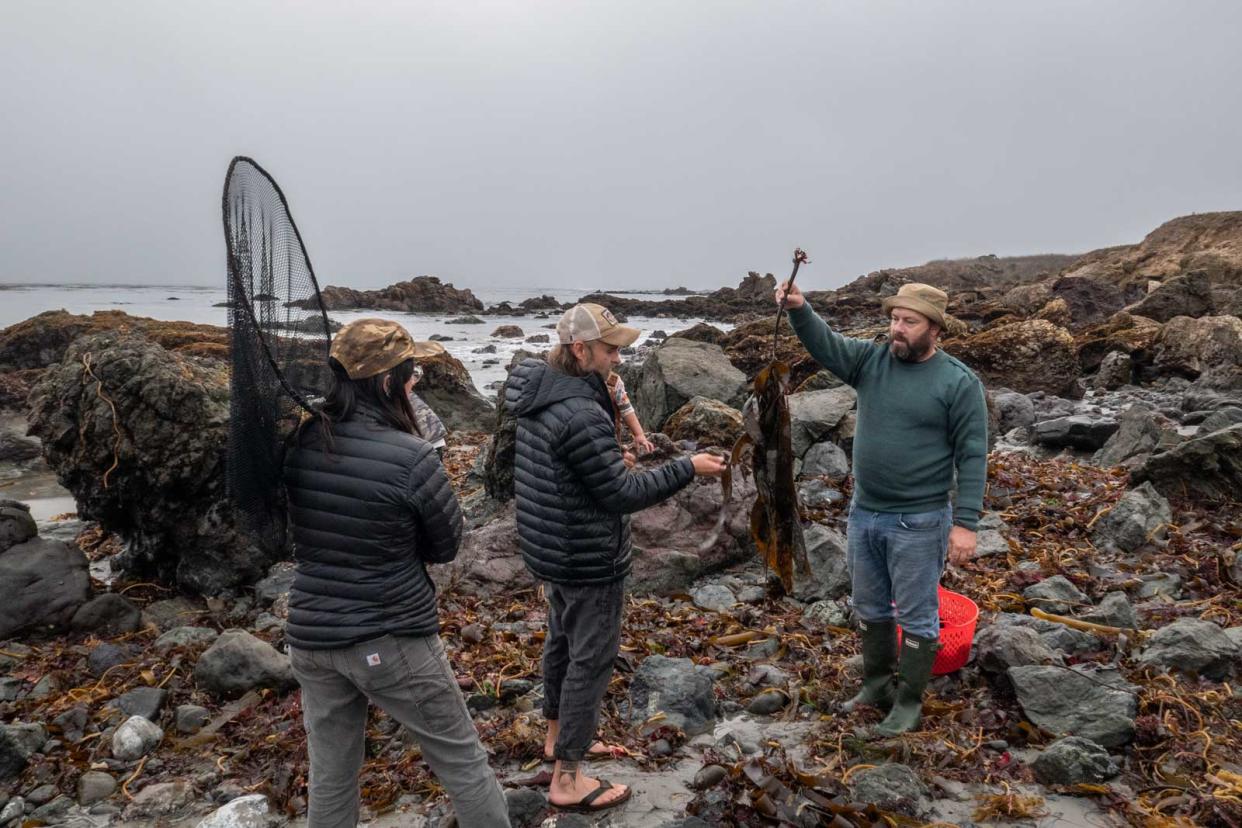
[543,722,623,759]
[548,765,630,809]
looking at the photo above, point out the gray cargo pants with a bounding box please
[290,634,510,828]
[541,580,625,762]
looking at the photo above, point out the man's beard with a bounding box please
[889,333,934,362]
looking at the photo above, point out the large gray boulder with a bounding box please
[193,629,295,698]
[0,723,46,781]
[635,339,747,432]
[993,612,1101,654]
[0,499,37,554]
[1078,592,1138,629]
[663,396,745,450]
[627,655,716,737]
[26,332,273,594]
[1009,664,1138,747]
[431,501,531,596]
[1198,406,1242,434]
[800,440,850,481]
[1151,314,1242,391]
[628,469,757,595]
[848,763,928,817]
[70,593,142,635]
[1133,423,1242,501]
[0,537,90,638]
[1033,415,1119,451]
[1094,351,1132,390]
[1022,575,1090,613]
[787,386,857,458]
[1138,618,1240,681]
[1093,404,1180,469]
[1091,482,1172,555]
[973,624,1063,675]
[792,523,849,602]
[993,390,1036,433]
[1031,736,1120,786]
[1129,271,1215,322]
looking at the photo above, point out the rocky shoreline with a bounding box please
[1,210,1241,827]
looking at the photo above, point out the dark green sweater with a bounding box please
[788,303,988,530]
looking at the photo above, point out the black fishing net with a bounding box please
[223,157,332,552]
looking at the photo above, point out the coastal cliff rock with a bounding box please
[1057,212,1242,307]
[1149,315,1242,391]
[26,332,266,595]
[1073,312,1163,375]
[946,319,1081,397]
[413,350,495,432]
[296,276,483,313]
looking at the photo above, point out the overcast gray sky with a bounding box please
[2,1,1240,292]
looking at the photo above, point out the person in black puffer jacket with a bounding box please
[507,303,726,813]
[284,318,509,828]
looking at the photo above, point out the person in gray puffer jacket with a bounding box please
[284,318,509,828]
[507,303,725,813]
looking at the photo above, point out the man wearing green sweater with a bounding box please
[776,280,988,735]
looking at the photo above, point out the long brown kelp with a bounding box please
[732,248,811,593]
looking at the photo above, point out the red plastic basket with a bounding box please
[896,586,979,675]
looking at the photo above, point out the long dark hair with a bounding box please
[548,343,590,377]
[300,357,420,447]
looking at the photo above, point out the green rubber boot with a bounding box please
[841,619,897,713]
[874,631,939,736]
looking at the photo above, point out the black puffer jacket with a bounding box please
[283,401,462,650]
[506,359,695,585]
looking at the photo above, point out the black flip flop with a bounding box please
[552,779,632,813]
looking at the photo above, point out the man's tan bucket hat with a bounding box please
[330,318,445,380]
[880,283,949,330]
[556,303,641,347]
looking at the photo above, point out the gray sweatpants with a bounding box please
[541,580,625,762]
[290,634,510,828]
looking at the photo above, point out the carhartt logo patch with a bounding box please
[366,653,382,666]
[601,309,619,326]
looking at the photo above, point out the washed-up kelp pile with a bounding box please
[2,451,1239,826]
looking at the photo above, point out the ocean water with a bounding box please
[0,283,730,391]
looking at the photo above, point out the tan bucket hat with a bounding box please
[330,318,445,380]
[880,283,949,330]
[556,303,640,347]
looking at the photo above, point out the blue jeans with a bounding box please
[846,501,952,640]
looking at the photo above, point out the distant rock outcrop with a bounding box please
[578,272,779,322]
[297,276,484,313]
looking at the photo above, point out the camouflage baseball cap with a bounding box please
[556,303,640,347]
[330,318,444,380]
